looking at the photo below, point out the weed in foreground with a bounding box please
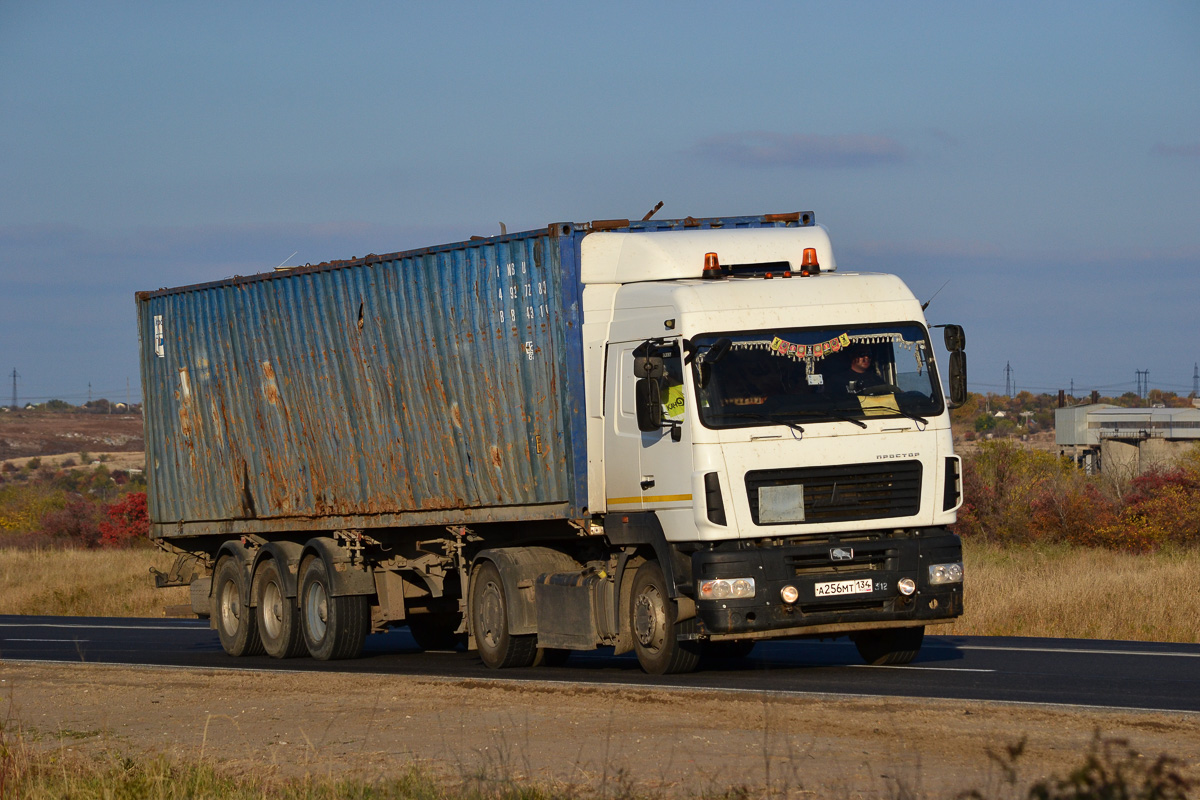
[958,731,1192,800]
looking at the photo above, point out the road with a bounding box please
[1,614,1196,713]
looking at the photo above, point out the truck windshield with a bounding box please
[691,323,944,429]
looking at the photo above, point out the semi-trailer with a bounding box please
[139,211,966,674]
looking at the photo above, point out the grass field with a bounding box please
[0,547,188,617]
[0,540,1196,643]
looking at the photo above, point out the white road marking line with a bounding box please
[3,638,89,643]
[847,663,994,673]
[0,623,202,631]
[946,645,1200,659]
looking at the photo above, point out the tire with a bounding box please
[212,556,264,657]
[299,555,369,661]
[254,559,306,659]
[629,561,701,675]
[853,626,925,666]
[470,561,539,669]
[406,613,467,651]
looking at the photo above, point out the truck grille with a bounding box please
[745,461,922,525]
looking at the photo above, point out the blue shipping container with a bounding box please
[137,214,806,538]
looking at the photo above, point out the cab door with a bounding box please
[602,339,693,517]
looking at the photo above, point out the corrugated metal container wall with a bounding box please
[137,227,588,535]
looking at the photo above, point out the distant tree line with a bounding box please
[7,398,141,414]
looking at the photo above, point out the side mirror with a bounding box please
[943,324,965,352]
[635,378,663,432]
[948,350,967,409]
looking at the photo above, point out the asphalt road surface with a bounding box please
[1,615,1196,713]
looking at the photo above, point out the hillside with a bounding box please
[0,409,144,461]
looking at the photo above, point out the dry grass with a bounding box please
[943,538,1200,642]
[0,547,188,617]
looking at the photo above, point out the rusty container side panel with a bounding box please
[137,226,588,534]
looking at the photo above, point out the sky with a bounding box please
[2,1,1198,405]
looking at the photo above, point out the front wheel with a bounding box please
[853,626,925,665]
[299,556,369,661]
[629,561,701,675]
[470,561,538,668]
[212,556,264,657]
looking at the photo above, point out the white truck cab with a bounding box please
[579,224,966,672]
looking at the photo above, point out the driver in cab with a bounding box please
[833,345,885,395]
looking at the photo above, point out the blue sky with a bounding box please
[2,1,1198,404]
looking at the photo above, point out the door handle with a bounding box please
[640,478,655,490]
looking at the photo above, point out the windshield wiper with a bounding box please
[793,407,869,429]
[707,412,805,435]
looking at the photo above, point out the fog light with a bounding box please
[898,577,916,596]
[928,562,964,585]
[700,577,756,600]
[780,585,799,604]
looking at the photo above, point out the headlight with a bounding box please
[928,562,964,585]
[898,577,916,596]
[699,577,756,600]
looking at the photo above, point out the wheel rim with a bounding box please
[477,580,504,650]
[633,584,666,653]
[262,580,284,640]
[219,578,241,634]
[305,580,328,642]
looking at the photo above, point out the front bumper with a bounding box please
[686,528,963,640]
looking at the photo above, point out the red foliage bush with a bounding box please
[38,496,106,547]
[959,442,1200,552]
[99,492,149,548]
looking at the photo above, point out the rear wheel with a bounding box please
[853,626,925,665]
[212,556,264,657]
[629,560,701,675]
[299,556,369,661]
[470,561,538,668]
[254,559,306,659]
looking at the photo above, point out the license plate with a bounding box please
[814,578,873,597]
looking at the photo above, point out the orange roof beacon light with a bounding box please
[702,252,723,279]
[800,247,820,277]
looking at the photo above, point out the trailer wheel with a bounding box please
[470,561,538,668]
[212,557,264,657]
[299,556,368,661]
[853,626,925,666]
[629,560,701,675]
[254,559,306,659]
[406,613,466,651]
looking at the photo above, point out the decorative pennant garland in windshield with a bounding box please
[765,332,852,362]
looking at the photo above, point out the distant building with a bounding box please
[1056,404,1200,475]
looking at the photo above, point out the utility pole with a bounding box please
[1193,363,1198,397]
[9,368,18,410]
[1135,370,1149,400]
[1070,379,1074,398]
[1004,362,1014,397]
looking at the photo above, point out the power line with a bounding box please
[9,368,18,410]
[1135,369,1149,400]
